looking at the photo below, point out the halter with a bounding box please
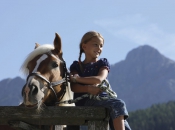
[26,53,70,105]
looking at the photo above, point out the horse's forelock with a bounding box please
[20,44,54,76]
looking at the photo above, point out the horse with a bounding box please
[20,33,74,130]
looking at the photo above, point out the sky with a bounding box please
[0,0,175,80]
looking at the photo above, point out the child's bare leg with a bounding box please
[113,116,125,130]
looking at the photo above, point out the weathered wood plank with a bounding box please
[8,121,41,130]
[0,106,108,126]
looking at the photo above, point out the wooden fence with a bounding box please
[0,106,109,130]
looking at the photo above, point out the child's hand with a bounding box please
[88,85,102,95]
[70,74,79,83]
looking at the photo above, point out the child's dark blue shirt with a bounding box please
[69,58,110,106]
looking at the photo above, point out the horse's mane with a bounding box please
[20,44,54,76]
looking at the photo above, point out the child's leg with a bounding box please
[110,118,132,130]
[113,115,125,130]
[84,98,132,130]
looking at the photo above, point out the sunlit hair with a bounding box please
[78,31,104,63]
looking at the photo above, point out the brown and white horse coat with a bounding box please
[21,33,74,111]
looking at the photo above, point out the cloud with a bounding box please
[94,14,175,58]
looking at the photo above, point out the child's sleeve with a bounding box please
[99,58,110,72]
[69,61,79,72]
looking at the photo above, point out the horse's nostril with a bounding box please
[30,85,38,95]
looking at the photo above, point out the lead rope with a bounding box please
[55,79,117,105]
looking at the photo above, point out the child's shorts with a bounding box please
[84,98,129,120]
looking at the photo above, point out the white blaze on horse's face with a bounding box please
[24,76,45,106]
[32,54,48,73]
[23,54,49,106]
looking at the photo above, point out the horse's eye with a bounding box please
[52,62,58,68]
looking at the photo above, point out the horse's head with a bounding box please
[21,33,69,110]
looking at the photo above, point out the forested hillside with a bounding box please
[127,101,175,130]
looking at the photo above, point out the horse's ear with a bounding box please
[35,43,40,49]
[54,33,62,55]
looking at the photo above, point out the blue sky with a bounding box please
[0,0,175,80]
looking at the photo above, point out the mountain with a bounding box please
[0,77,25,106]
[108,45,175,111]
[1,45,175,112]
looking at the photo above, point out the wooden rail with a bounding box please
[0,106,109,130]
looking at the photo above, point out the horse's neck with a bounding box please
[59,83,75,106]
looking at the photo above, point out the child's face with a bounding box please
[82,36,104,59]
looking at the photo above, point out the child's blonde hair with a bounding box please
[78,31,104,63]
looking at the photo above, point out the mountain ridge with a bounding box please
[108,45,175,111]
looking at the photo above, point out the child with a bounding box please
[69,31,131,130]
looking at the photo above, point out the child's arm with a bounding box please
[70,83,102,95]
[70,67,108,95]
[71,67,108,85]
